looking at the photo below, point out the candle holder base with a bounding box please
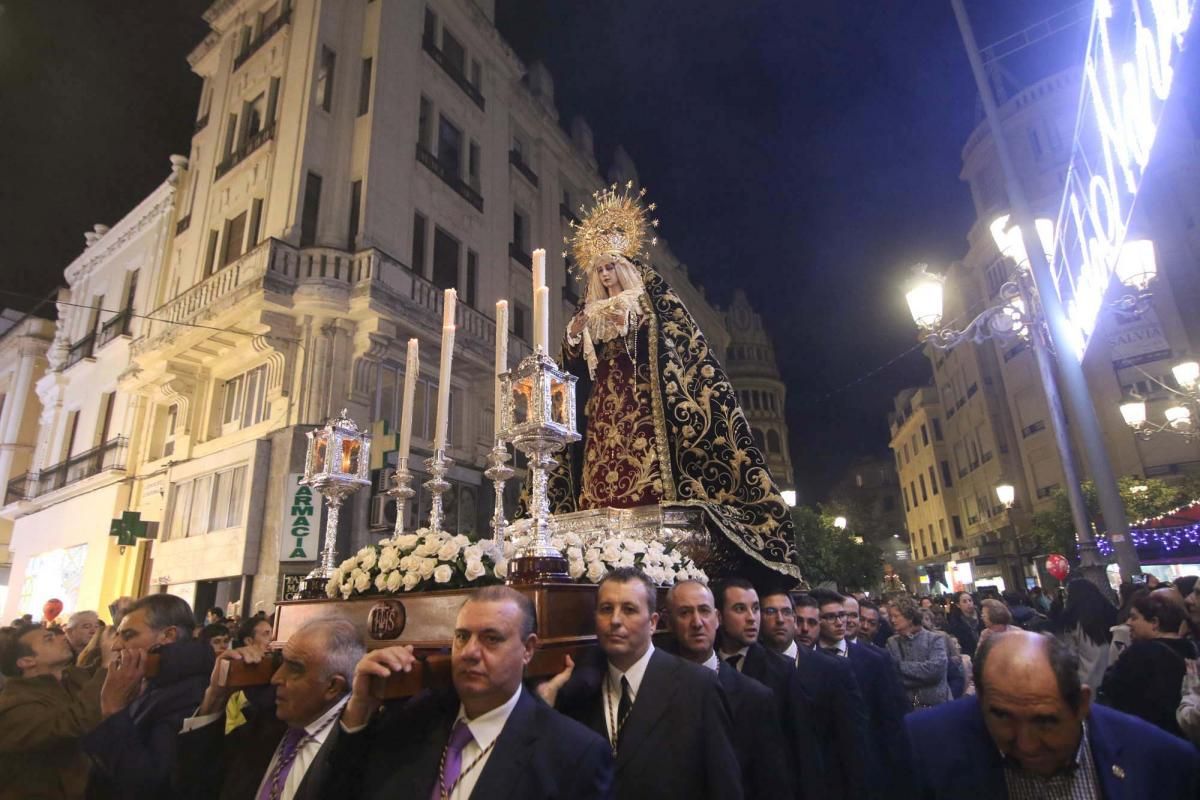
[507,554,571,585]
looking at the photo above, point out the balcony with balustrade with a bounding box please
[5,436,129,506]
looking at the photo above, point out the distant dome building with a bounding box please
[723,290,795,492]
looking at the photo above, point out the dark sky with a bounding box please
[0,0,1085,502]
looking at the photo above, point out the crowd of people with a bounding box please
[1,572,1199,799]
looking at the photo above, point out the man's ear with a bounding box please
[1077,684,1093,720]
[649,611,660,630]
[523,634,539,665]
[161,626,179,644]
[16,654,35,673]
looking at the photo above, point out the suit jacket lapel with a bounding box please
[616,650,676,774]
[1086,710,1126,799]
[472,689,539,800]
[294,724,340,800]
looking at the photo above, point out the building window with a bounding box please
[466,250,478,307]
[168,464,248,539]
[432,226,459,291]
[248,198,264,249]
[928,465,939,495]
[412,212,427,273]
[423,7,437,41]
[903,488,910,512]
[910,481,918,508]
[767,430,781,454]
[931,417,943,441]
[316,46,336,113]
[241,92,266,146]
[468,141,480,189]
[300,172,322,247]
[940,459,953,488]
[512,302,529,342]
[348,180,362,250]
[902,443,909,464]
[512,208,529,254]
[437,114,463,179]
[441,26,466,74]
[220,365,268,432]
[220,211,248,268]
[921,424,929,446]
[919,474,928,502]
[952,516,964,539]
[203,230,220,277]
[358,57,373,117]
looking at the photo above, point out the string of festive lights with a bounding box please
[1088,499,1200,558]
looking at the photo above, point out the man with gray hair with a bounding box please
[63,610,101,656]
[177,616,363,800]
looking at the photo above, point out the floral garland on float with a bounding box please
[328,530,707,600]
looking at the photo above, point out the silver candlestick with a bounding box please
[483,440,514,547]
[385,456,416,538]
[499,349,580,583]
[424,450,453,536]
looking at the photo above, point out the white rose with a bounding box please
[647,540,665,554]
[329,567,344,586]
[493,558,508,579]
[386,570,403,592]
[601,543,622,563]
[464,559,486,581]
[585,547,601,563]
[340,581,354,599]
[626,539,647,554]
[437,541,461,562]
[617,551,636,568]
[564,532,582,548]
[566,546,583,562]
[453,534,470,547]
[586,560,606,582]
[464,544,484,563]
[434,564,453,584]
[403,572,421,591]
[326,580,339,599]
[397,555,416,572]
[358,549,378,571]
[340,557,358,572]
[419,558,438,578]
[374,572,389,592]
[568,559,585,579]
[378,546,400,572]
[353,569,371,593]
[395,534,420,551]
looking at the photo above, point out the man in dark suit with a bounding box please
[330,585,613,799]
[761,591,871,800]
[176,617,363,799]
[809,589,911,798]
[715,578,792,703]
[908,630,1200,799]
[664,579,792,800]
[548,567,742,800]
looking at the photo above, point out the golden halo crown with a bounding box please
[563,180,659,277]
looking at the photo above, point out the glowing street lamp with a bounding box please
[1119,359,1199,440]
[995,483,1015,509]
[833,516,848,530]
[1165,405,1192,430]
[905,267,944,331]
[1172,360,1200,390]
[781,490,797,507]
[1119,399,1147,429]
[1113,240,1158,292]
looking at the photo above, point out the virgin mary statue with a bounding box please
[536,182,801,587]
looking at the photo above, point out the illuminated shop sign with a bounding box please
[1053,0,1195,355]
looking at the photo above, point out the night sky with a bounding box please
[0,1,1085,502]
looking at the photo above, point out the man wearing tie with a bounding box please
[549,567,742,800]
[714,578,792,702]
[177,617,363,800]
[328,585,612,799]
[664,580,792,800]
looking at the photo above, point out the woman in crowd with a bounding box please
[886,597,951,710]
[1099,591,1197,739]
[945,591,981,658]
[1057,579,1117,691]
[976,598,1012,648]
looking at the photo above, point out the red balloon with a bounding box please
[1045,554,1070,582]
[43,598,63,622]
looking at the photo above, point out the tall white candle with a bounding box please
[434,289,457,452]
[534,286,550,353]
[397,338,419,461]
[532,248,546,292]
[494,300,508,434]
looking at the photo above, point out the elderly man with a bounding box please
[176,617,362,799]
[0,623,136,800]
[665,580,791,800]
[330,585,612,798]
[63,611,101,657]
[909,631,1200,797]
[552,568,741,799]
[81,594,213,799]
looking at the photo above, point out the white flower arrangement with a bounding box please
[327,529,507,599]
[328,528,706,600]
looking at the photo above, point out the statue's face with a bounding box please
[597,261,620,292]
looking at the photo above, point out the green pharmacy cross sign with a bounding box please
[110,511,148,554]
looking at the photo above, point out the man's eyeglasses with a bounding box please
[819,611,848,622]
[761,607,795,619]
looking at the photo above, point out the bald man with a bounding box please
[906,630,1200,799]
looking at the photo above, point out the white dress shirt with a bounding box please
[782,639,799,664]
[604,643,655,742]
[182,695,348,800]
[443,684,524,800]
[702,651,720,672]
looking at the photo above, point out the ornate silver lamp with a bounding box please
[499,350,580,583]
[385,457,416,537]
[299,409,371,598]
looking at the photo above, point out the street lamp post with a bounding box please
[947,0,1144,583]
[1120,358,1200,440]
[995,483,1027,591]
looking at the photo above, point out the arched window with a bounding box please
[767,430,781,453]
[752,429,766,453]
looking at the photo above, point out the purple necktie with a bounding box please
[260,726,306,800]
[433,720,476,800]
